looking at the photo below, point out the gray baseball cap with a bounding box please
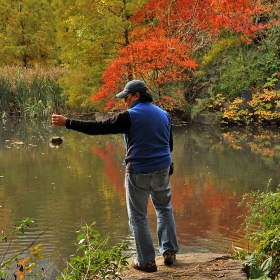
[116,80,148,98]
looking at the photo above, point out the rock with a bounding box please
[121,253,247,280]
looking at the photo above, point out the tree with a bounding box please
[55,0,147,110]
[0,0,57,67]
[91,0,278,113]
[92,37,197,112]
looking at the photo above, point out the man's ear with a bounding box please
[135,92,140,99]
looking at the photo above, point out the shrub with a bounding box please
[191,94,226,120]
[249,90,280,123]
[1,220,129,280]
[221,97,252,125]
[221,89,280,125]
[58,221,129,280]
[239,182,280,279]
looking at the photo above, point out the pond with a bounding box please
[1,118,280,278]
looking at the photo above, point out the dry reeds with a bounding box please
[0,65,68,118]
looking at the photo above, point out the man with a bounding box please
[52,80,178,273]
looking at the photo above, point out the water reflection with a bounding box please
[0,119,280,277]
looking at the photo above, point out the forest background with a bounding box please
[0,0,280,125]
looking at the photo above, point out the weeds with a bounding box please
[0,65,68,118]
[236,180,280,279]
[58,221,129,280]
[1,220,129,280]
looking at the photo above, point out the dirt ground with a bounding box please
[121,253,247,280]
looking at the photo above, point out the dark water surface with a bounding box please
[1,118,280,277]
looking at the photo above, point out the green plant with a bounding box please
[239,182,280,279]
[264,73,279,90]
[58,221,129,280]
[191,94,226,120]
[0,77,11,115]
[201,36,245,68]
[25,100,50,117]
[0,66,67,118]
[243,254,272,280]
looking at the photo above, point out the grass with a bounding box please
[0,65,68,118]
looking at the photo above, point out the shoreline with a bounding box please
[121,253,247,279]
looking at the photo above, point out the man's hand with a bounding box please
[52,114,67,126]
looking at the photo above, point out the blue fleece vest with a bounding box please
[125,100,172,173]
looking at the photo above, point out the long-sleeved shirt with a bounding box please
[66,100,173,173]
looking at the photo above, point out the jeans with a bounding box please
[125,167,179,267]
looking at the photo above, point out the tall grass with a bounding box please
[0,65,68,118]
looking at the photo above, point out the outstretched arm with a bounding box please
[51,112,131,135]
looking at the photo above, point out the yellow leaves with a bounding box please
[13,244,44,279]
[30,243,44,259]
[221,89,280,125]
[201,36,247,67]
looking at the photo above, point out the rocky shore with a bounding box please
[121,253,247,280]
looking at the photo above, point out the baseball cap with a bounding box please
[116,80,148,98]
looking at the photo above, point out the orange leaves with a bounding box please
[91,0,278,112]
[121,38,197,81]
[132,0,275,41]
[92,37,198,111]
[12,244,44,279]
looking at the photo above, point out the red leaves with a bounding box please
[92,37,197,111]
[121,38,197,82]
[92,0,278,112]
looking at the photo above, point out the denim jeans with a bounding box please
[125,167,179,267]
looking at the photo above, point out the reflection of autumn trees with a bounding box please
[222,127,280,170]
[92,142,126,203]
[2,120,280,257]
[90,125,280,249]
[90,133,247,248]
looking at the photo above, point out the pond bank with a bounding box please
[121,253,247,279]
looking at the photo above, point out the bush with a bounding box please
[1,220,130,280]
[221,89,280,125]
[58,221,129,280]
[239,182,280,279]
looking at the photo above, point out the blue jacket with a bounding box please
[66,100,173,173]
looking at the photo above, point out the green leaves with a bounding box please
[12,217,34,234]
[59,221,129,280]
[243,255,272,280]
[0,0,56,66]
[1,235,7,242]
[1,219,129,279]
[239,184,280,279]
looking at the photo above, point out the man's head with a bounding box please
[116,80,153,108]
[116,80,148,98]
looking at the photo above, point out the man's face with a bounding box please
[124,93,140,109]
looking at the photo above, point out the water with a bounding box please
[1,118,280,278]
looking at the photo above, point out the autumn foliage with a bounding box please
[0,0,279,115]
[92,0,278,113]
[93,38,198,111]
